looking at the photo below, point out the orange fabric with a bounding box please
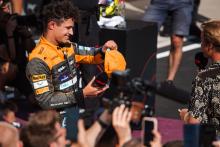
[29,37,74,70]
[35,87,49,95]
[75,54,103,64]
[104,50,126,77]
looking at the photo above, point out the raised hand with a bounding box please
[112,104,132,147]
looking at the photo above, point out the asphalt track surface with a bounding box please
[125,0,220,119]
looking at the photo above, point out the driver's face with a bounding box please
[53,18,74,44]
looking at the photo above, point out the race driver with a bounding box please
[26,0,118,141]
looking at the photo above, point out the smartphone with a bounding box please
[142,117,158,147]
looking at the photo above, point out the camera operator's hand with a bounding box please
[112,104,132,147]
[102,40,118,52]
[6,14,17,36]
[83,76,109,98]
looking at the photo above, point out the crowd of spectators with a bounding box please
[0,104,163,147]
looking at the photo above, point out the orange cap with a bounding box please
[104,50,126,77]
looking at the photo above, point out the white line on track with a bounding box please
[157,43,201,59]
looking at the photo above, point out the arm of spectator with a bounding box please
[150,130,162,147]
[77,110,111,147]
[112,104,132,147]
[77,119,90,147]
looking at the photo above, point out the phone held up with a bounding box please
[142,117,158,147]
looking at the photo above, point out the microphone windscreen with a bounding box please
[195,52,208,70]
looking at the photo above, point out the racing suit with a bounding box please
[26,36,104,140]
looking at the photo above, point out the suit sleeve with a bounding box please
[74,45,104,64]
[188,76,209,122]
[26,58,84,110]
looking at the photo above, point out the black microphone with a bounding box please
[195,52,208,70]
[92,72,109,88]
[143,80,191,104]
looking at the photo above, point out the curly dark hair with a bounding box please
[41,0,79,32]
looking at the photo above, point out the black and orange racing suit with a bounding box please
[26,36,104,140]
